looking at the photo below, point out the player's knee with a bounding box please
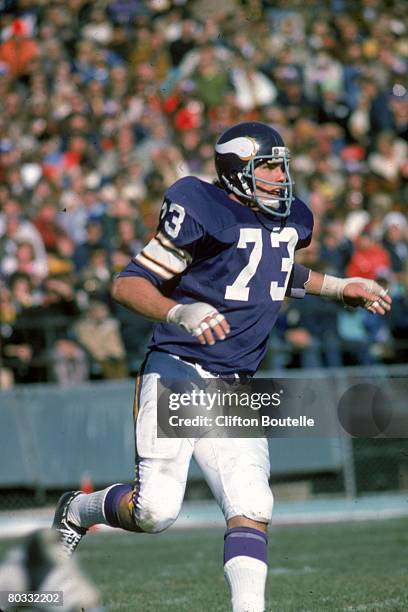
[137,499,180,533]
[241,482,274,524]
[134,475,183,534]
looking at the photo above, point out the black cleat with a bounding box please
[52,491,88,556]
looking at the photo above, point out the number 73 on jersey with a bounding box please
[160,201,298,304]
[225,227,298,302]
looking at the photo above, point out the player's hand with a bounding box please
[166,302,230,345]
[342,277,392,315]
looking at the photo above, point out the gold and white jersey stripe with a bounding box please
[134,231,191,280]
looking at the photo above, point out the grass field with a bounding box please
[1,518,408,611]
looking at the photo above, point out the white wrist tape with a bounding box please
[321,274,388,305]
[320,275,350,301]
[166,302,224,335]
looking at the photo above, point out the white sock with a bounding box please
[224,556,267,612]
[67,485,118,528]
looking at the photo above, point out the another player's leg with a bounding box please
[0,528,103,611]
[194,437,272,612]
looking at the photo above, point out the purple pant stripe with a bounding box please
[224,527,268,565]
[104,483,132,528]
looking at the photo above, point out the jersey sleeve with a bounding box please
[118,188,206,287]
[296,202,314,250]
[285,263,311,299]
[156,196,205,254]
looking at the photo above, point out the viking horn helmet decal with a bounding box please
[215,137,260,161]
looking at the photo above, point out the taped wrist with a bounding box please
[166,302,221,335]
[166,303,183,323]
[320,274,349,302]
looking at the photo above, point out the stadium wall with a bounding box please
[0,365,406,495]
[0,378,344,490]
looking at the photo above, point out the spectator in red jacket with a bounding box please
[0,19,38,78]
[346,229,391,280]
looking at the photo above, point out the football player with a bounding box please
[53,122,391,612]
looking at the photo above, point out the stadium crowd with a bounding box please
[0,0,406,386]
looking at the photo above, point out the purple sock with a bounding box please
[104,484,132,528]
[224,527,268,565]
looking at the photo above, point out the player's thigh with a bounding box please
[133,350,203,461]
[193,437,273,523]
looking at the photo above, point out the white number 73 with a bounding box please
[225,227,298,302]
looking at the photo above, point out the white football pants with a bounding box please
[130,351,273,533]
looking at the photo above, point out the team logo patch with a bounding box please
[215,137,260,160]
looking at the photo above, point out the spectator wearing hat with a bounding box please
[382,213,408,277]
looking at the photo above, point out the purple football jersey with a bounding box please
[119,177,313,374]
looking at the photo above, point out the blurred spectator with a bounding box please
[191,46,232,109]
[112,217,143,260]
[82,6,113,45]
[367,130,407,185]
[388,88,408,140]
[337,308,376,366]
[73,219,111,272]
[230,55,277,112]
[1,272,41,383]
[304,51,343,100]
[381,213,408,276]
[346,229,391,280]
[129,28,170,81]
[47,234,76,277]
[0,214,48,284]
[78,247,112,302]
[284,295,343,369]
[169,19,197,68]
[32,201,68,254]
[275,70,313,125]
[52,337,89,386]
[73,300,128,379]
[14,241,44,280]
[320,219,354,276]
[0,18,39,78]
[1,273,84,384]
